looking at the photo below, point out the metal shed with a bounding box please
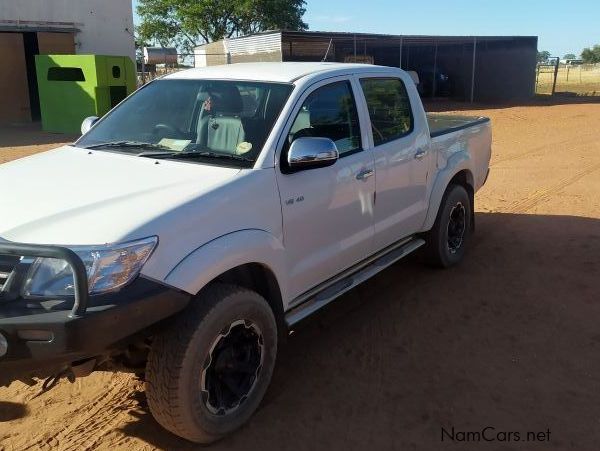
[195,30,538,102]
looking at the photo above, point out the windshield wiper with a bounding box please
[81,141,171,151]
[136,150,179,158]
[139,150,254,164]
[172,151,253,163]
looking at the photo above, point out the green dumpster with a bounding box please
[35,54,136,134]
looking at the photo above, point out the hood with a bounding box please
[0,146,240,244]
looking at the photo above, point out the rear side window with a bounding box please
[288,81,361,156]
[360,78,413,146]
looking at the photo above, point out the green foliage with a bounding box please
[581,45,600,63]
[537,50,551,63]
[563,53,577,60]
[137,0,307,52]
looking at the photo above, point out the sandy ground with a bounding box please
[0,123,78,165]
[0,98,599,450]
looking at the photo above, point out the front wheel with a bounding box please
[424,184,472,268]
[145,284,278,444]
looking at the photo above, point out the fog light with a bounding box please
[0,333,7,357]
[17,330,54,342]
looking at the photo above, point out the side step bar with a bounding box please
[285,237,426,327]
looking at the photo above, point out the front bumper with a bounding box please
[0,242,191,385]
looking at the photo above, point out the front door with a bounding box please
[276,79,375,302]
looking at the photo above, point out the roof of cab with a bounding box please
[164,62,399,83]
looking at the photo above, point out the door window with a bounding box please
[288,81,361,156]
[360,78,413,146]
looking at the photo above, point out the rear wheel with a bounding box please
[424,184,472,268]
[145,283,277,444]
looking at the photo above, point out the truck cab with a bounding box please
[0,62,491,443]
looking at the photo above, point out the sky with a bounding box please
[132,0,599,57]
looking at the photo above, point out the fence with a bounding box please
[135,50,283,86]
[535,63,600,96]
[136,53,197,86]
[138,53,600,97]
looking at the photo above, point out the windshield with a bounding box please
[76,79,293,167]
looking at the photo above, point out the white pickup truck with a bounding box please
[0,62,491,443]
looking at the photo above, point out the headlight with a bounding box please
[22,236,157,297]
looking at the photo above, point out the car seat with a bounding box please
[197,84,246,153]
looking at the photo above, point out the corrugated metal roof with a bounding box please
[196,30,537,52]
[281,30,537,44]
[225,32,282,55]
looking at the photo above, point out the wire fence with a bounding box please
[137,53,600,97]
[136,51,280,86]
[136,53,197,86]
[535,63,600,96]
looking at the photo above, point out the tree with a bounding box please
[137,0,307,52]
[537,50,551,63]
[581,45,600,63]
[563,53,576,60]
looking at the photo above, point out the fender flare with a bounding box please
[422,153,474,231]
[165,229,287,300]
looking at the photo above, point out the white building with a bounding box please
[0,0,135,123]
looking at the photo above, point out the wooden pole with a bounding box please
[470,37,477,102]
[551,57,559,95]
[432,41,438,98]
[399,36,403,69]
[141,47,146,84]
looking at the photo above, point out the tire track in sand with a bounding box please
[491,132,599,167]
[22,375,140,451]
[504,162,600,214]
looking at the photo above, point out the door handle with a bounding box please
[356,168,374,181]
[414,148,429,160]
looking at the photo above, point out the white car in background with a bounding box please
[0,62,491,443]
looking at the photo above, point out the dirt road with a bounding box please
[0,123,77,165]
[1,99,599,450]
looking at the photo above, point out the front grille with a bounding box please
[0,255,20,291]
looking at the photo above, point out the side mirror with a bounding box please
[287,137,339,171]
[81,116,99,135]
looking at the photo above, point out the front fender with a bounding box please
[422,152,474,231]
[164,229,287,299]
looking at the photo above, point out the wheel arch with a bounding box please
[163,229,288,338]
[423,166,475,231]
[206,263,287,341]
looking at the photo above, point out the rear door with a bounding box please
[276,77,376,301]
[357,75,432,251]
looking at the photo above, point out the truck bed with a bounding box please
[427,114,490,138]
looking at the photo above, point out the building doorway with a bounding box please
[0,31,74,124]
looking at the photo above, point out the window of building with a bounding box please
[47,67,85,82]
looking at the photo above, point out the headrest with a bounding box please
[205,83,243,114]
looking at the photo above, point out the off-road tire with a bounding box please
[145,283,278,444]
[424,184,472,268]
